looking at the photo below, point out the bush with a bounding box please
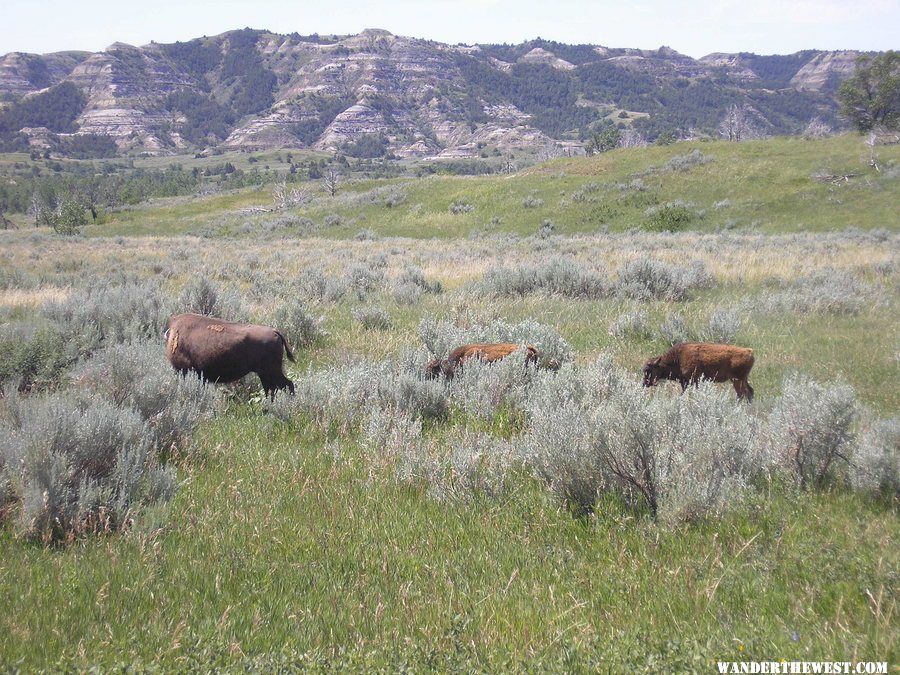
[608,309,653,340]
[294,268,348,303]
[446,350,535,420]
[351,306,392,331]
[346,262,384,299]
[0,319,77,392]
[644,201,698,232]
[850,417,899,497]
[419,318,572,371]
[768,374,858,489]
[72,342,217,457]
[521,360,764,523]
[178,277,243,320]
[481,257,607,299]
[522,192,544,209]
[761,268,877,315]
[0,392,176,543]
[663,150,713,172]
[448,200,474,214]
[616,258,712,302]
[701,308,743,343]
[659,312,691,345]
[273,301,325,347]
[43,279,175,350]
[395,265,442,295]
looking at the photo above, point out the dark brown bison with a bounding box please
[425,343,539,379]
[642,342,755,401]
[165,313,295,399]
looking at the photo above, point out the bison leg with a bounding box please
[260,372,295,400]
[680,379,689,393]
[744,381,754,403]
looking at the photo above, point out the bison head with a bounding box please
[424,359,443,379]
[642,357,664,387]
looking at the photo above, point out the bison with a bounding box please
[424,343,540,379]
[165,313,295,399]
[642,342,755,401]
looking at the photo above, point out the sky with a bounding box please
[2,0,898,58]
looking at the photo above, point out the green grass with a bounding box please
[80,134,900,238]
[0,134,897,671]
[1,413,895,671]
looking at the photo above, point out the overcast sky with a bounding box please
[3,0,898,58]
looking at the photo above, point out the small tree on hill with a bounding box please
[838,51,900,132]
[717,104,765,142]
[322,166,341,197]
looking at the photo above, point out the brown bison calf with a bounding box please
[165,313,296,399]
[642,342,755,401]
[424,343,539,379]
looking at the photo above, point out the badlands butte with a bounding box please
[0,27,867,158]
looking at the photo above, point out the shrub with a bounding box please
[0,319,77,392]
[761,268,877,316]
[72,342,217,457]
[419,318,572,371]
[448,200,474,214]
[0,393,176,543]
[295,268,348,303]
[616,258,712,302]
[768,374,858,489]
[850,417,899,497]
[446,350,534,420]
[659,312,692,345]
[273,301,325,347]
[536,220,555,238]
[423,431,514,503]
[395,265,442,295]
[178,277,243,320]
[608,309,653,340]
[351,305,393,331]
[481,257,606,299]
[354,228,377,241]
[44,279,175,349]
[644,201,697,232]
[521,192,544,209]
[663,149,713,172]
[346,262,384,299]
[701,308,743,343]
[521,362,764,523]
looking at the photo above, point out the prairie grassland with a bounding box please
[0,138,898,671]
[84,135,900,238]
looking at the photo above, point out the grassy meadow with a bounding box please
[0,135,897,671]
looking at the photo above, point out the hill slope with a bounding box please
[0,29,863,157]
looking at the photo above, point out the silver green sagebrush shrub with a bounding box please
[521,360,764,523]
[0,393,176,542]
[178,277,243,320]
[43,280,175,349]
[481,257,606,299]
[608,308,653,340]
[418,317,572,370]
[701,308,744,344]
[446,350,534,420]
[424,431,514,503]
[767,374,858,489]
[616,258,712,302]
[659,312,692,345]
[73,342,217,457]
[761,268,877,316]
[273,301,325,347]
[351,305,393,331]
[850,417,899,497]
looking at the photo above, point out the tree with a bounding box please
[838,51,899,132]
[717,104,765,142]
[321,166,341,197]
[585,126,620,154]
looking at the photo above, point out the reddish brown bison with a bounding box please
[425,343,539,379]
[642,342,755,401]
[165,313,295,399]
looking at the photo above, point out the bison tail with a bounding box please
[276,330,296,362]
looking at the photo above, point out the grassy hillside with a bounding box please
[0,136,897,671]
[86,134,900,238]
